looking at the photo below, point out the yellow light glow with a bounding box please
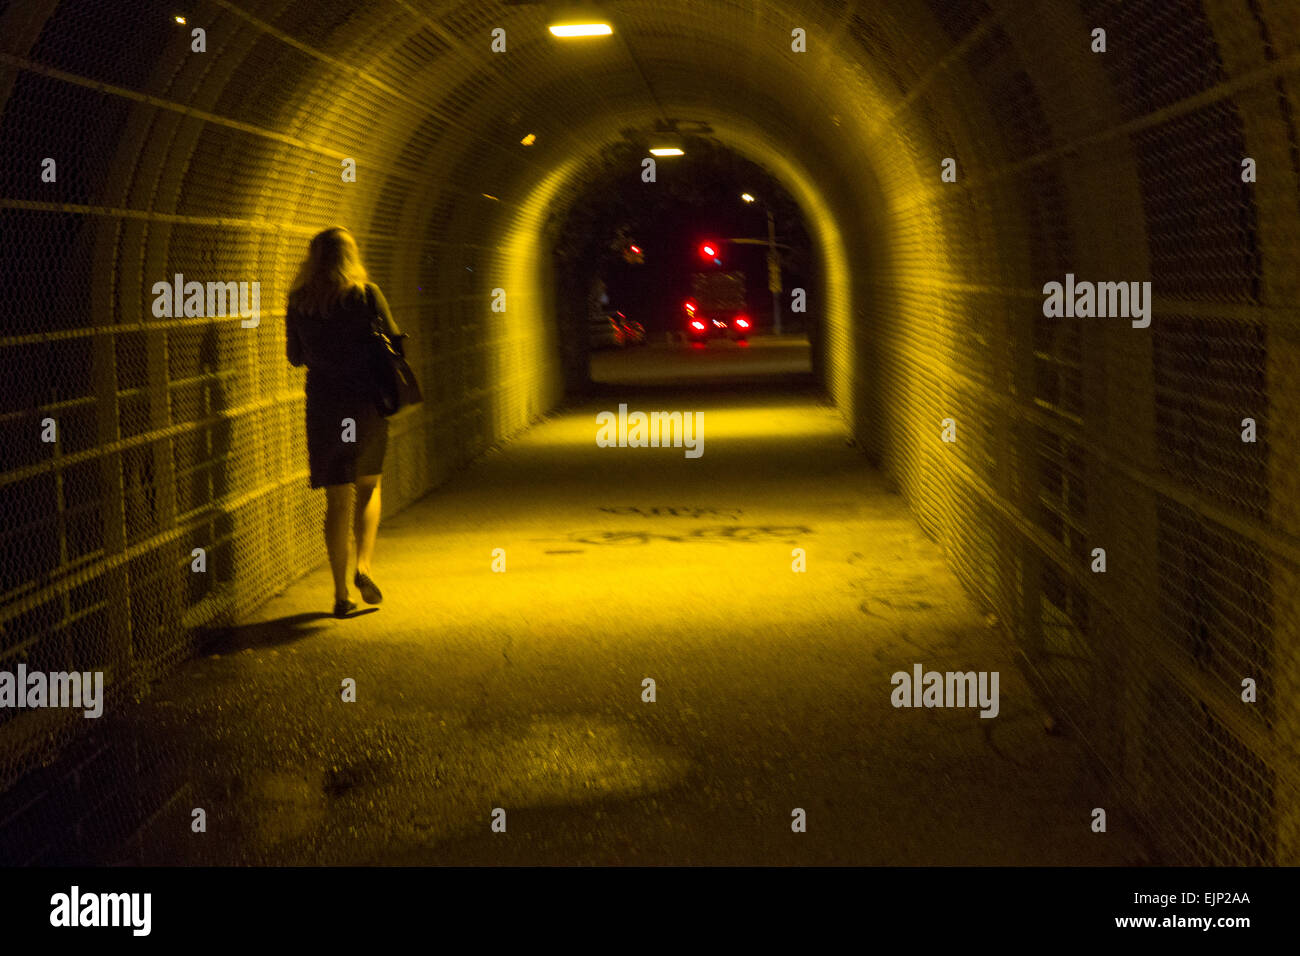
[741,193,755,203]
[520,133,537,146]
[649,147,684,156]
[492,155,583,437]
[549,23,613,37]
[174,15,186,24]
[481,193,499,201]
[518,399,838,450]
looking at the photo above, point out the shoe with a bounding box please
[333,598,357,618]
[354,571,383,605]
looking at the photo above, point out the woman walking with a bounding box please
[285,227,405,617]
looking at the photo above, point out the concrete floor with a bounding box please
[122,340,1137,865]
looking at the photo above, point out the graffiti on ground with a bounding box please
[557,525,812,546]
[597,506,744,520]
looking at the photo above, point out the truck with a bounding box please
[684,271,753,343]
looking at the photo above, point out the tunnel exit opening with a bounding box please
[544,136,822,394]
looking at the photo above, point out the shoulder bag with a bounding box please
[365,293,423,416]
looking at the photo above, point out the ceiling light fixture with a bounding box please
[549,23,612,37]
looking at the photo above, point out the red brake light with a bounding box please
[735,317,750,329]
[690,320,705,330]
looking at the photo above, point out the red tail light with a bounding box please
[690,320,705,331]
[735,317,751,329]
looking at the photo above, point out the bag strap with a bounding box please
[365,284,382,334]
[366,284,408,356]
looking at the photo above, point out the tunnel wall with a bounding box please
[1,0,1299,866]
[841,0,1300,864]
[0,0,565,818]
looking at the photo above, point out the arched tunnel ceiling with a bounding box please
[246,0,903,269]
[201,0,1213,430]
[2,0,1300,867]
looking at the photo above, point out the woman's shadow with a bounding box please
[199,609,374,654]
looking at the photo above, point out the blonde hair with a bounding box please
[289,226,369,315]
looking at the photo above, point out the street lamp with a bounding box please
[741,193,782,335]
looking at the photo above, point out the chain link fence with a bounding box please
[1,0,1297,866]
[0,0,563,860]
[859,0,1300,864]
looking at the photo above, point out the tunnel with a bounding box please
[1,0,1298,872]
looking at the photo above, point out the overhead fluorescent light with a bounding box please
[649,147,684,156]
[549,23,613,37]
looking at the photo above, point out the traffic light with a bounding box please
[698,241,721,265]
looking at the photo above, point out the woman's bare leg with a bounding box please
[325,484,355,602]
[354,474,382,576]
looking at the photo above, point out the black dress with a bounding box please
[285,283,403,489]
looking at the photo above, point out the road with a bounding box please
[590,334,812,383]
